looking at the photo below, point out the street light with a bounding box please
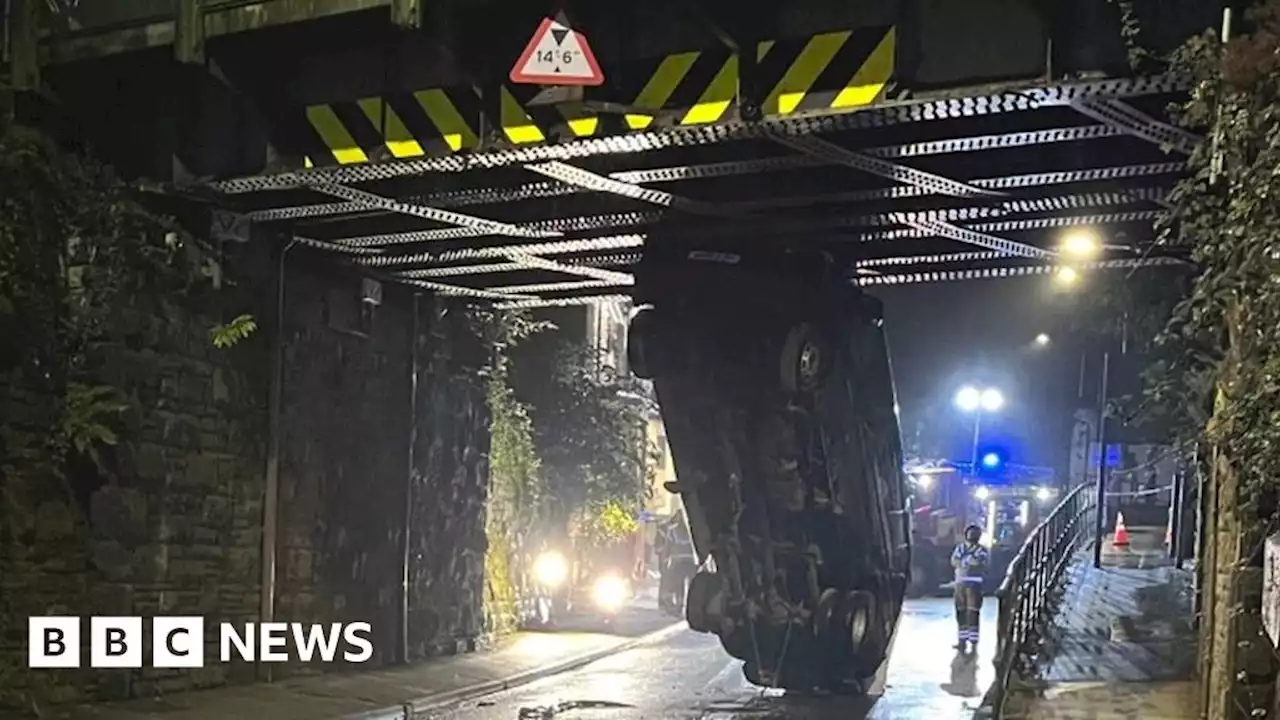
[955,386,1003,471]
[1060,229,1101,258]
[1034,333,1050,347]
[1054,266,1080,287]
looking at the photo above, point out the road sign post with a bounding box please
[510,12,604,86]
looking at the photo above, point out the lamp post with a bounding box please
[955,386,1004,471]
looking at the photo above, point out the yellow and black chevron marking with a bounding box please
[299,87,485,167]
[298,25,894,167]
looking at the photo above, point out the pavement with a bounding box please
[997,526,1199,720]
[68,593,682,720]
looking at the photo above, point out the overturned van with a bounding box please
[627,241,910,692]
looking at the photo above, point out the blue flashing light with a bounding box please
[981,452,1002,469]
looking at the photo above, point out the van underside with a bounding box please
[628,241,911,692]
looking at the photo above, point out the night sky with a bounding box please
[875,276,1085,475]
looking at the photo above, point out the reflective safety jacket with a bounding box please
[951,542,989,584]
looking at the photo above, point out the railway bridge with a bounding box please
[1,0,1213,715]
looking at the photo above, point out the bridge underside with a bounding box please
[205,73,1195,307]
[28,1,1208,307]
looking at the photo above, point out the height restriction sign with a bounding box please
[509,13,604,86]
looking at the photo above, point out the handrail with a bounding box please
[988,481,1098,718]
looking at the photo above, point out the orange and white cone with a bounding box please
[1113,511,1130,547]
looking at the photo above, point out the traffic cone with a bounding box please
[1113,511,1130,547]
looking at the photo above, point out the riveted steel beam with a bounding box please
[771,134,1007,200]
[856,250,1007,267]
[488,278,637,294]
[895,216,1049,258]
[245,124,1139,223]
[1069,98,1202,155]
[859,210,1161,241]
[349,234,649,268]
[502,252,633,285]
[522,161,729,216]
[494,294,633,310]
[320,187,1164,249]
[854,256,1186,286]
[400,278,532,300]
[722,162,1182,212]
[339,205,1162,272]
[480,256,1188,308]
[206,75,1188,194]
[334,210,657,248]
[307,182,561,239]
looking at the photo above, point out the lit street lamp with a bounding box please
[955,386,1003,470]
[1054,266,1080,287]
[1060,229,1101,258]
[1034,333,1050,347]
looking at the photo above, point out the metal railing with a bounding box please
[988,481,1098,717]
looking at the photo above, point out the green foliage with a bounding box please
[584,499,641,545]
[531,341,654,529]
[1149,2,1280,512]
[476,310,548,636]
[210,313,258,348]
[61,383,128,471]
[1107,0,1161,73]
[1144,8,1280,713]
[0,120,223,712]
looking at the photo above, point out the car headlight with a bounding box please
[974,486,990,501]
[1036,487,1055,503]
[533,551,568,588]
[592,574,629,612]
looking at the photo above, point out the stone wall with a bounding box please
[1,232,492,709]
[84,236,275,697]
[405,301,490,660]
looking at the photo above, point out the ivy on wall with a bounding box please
[1134,3,1280,715]
[471,310,548,637]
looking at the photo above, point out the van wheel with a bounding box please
[627,309,656,379]
[843,590,875,654]
[780,323,829,393]
[686,571,721,633]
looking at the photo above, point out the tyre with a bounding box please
[844,590,878,656]
[685,571,721,633]
[627,309,656,379]
[779,323,830,393]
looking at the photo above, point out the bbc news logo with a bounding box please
[28,617,374,668]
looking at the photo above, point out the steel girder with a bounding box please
[322,186,1165,255]
[479,256,1188,309]
[1069,98,1203,154]
[244,124,1142,222]
[195,74,1191,303]
[205,74,1186,194]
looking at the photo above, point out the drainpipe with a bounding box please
[259,236,297,682]
[401,292,421,664]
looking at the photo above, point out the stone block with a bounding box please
[183,454,220,488]
[131,443,169,481]
[89,486,149,543]
[167,558,214,582]
[91,540,136,582]
[33,500,79,542]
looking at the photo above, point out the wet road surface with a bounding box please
[427,598,998,720]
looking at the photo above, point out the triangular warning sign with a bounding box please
[510,15,604,86]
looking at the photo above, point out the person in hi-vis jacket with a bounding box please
[951,524,988,654]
